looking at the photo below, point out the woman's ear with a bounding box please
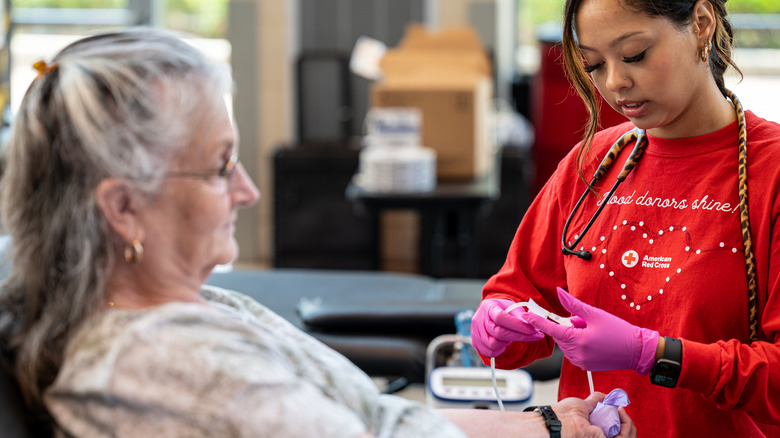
[95,178,144,243]
[692,0,716,41]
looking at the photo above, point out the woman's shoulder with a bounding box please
[746,111,780,144]
[744,112,780,191]
[63,296,276,368]
[52,298,293,401]
[746,111,780,164]
[199,284,269,314]
[46,299,338,437]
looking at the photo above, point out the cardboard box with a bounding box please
[370,24,494,180]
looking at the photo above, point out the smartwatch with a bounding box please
[649,336,682,388]
[523,405,561,438]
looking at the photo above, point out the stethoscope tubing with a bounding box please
[561,128,648,259]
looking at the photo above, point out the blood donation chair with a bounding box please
[205,268,564,386]
[206,268,484,385]
[0,263,563,435]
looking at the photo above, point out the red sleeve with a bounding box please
[679,338,780,425]
[679,120,780,425]
[478,156,572,369]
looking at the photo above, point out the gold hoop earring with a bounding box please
[124,239,144,264]
[701,41,712,63]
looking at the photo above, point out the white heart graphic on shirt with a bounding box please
[602,223,692,309]
[585,219,745,311]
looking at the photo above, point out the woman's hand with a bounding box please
[553,393,607,438]
[523,288,660,375]
[553,392,636,438]
[471,298,545,357]
[614,407,636,438]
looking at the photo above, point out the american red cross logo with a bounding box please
[622,250,639,268]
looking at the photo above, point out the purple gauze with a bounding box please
[589,388,630,438]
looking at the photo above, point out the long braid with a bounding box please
[727,90,759,342]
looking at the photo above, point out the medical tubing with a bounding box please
[616,132,648,181]
[562,129,647,257]
[564,179,621,251]
[588,371,595,395]
[561,188,591,252]
[490,301,530,411]
[491,300,593,409]
[592,129,637,180]
[490,357,505,411]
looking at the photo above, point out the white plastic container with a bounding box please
[359,145,436,192]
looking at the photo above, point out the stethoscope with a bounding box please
[561,127,648,260]
[558,90,760,343]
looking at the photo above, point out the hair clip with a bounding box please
[33,60,57,80]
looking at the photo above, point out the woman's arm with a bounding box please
[479,168,572,370]
[438,393,636,438]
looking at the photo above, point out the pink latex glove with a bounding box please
[470,298,545,357]
[522,287,660,375]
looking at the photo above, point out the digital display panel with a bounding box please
[441,377,506,388]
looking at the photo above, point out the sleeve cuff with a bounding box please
[677,338,722,395]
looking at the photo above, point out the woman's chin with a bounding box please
[214,243,239,269]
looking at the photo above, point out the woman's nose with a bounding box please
[231,162,260,207]
[604,62,632,92]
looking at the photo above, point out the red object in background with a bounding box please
[531,39,627,194]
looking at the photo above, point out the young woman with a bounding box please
[472,0,780,436]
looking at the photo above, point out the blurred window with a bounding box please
[8,1,230,113]
[517,0,780,49]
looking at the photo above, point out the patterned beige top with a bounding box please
[45,285,466,438]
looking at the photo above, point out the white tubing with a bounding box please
[490,357,505,411]
[587,370,594,394]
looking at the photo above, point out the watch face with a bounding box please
[651,359,681,388]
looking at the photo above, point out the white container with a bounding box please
[359,145,436,193]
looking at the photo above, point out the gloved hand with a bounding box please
[522,287,660,375]
[470,298,545,357]
[590,388,630,438]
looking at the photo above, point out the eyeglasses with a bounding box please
[165,153,239,187]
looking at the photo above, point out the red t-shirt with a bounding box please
[481,111,780,436]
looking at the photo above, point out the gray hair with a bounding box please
[0,28,233,412]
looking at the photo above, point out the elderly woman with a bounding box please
[0,29,631,437]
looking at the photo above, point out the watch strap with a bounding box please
[662,336,682,362]
[523,405,561,438]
